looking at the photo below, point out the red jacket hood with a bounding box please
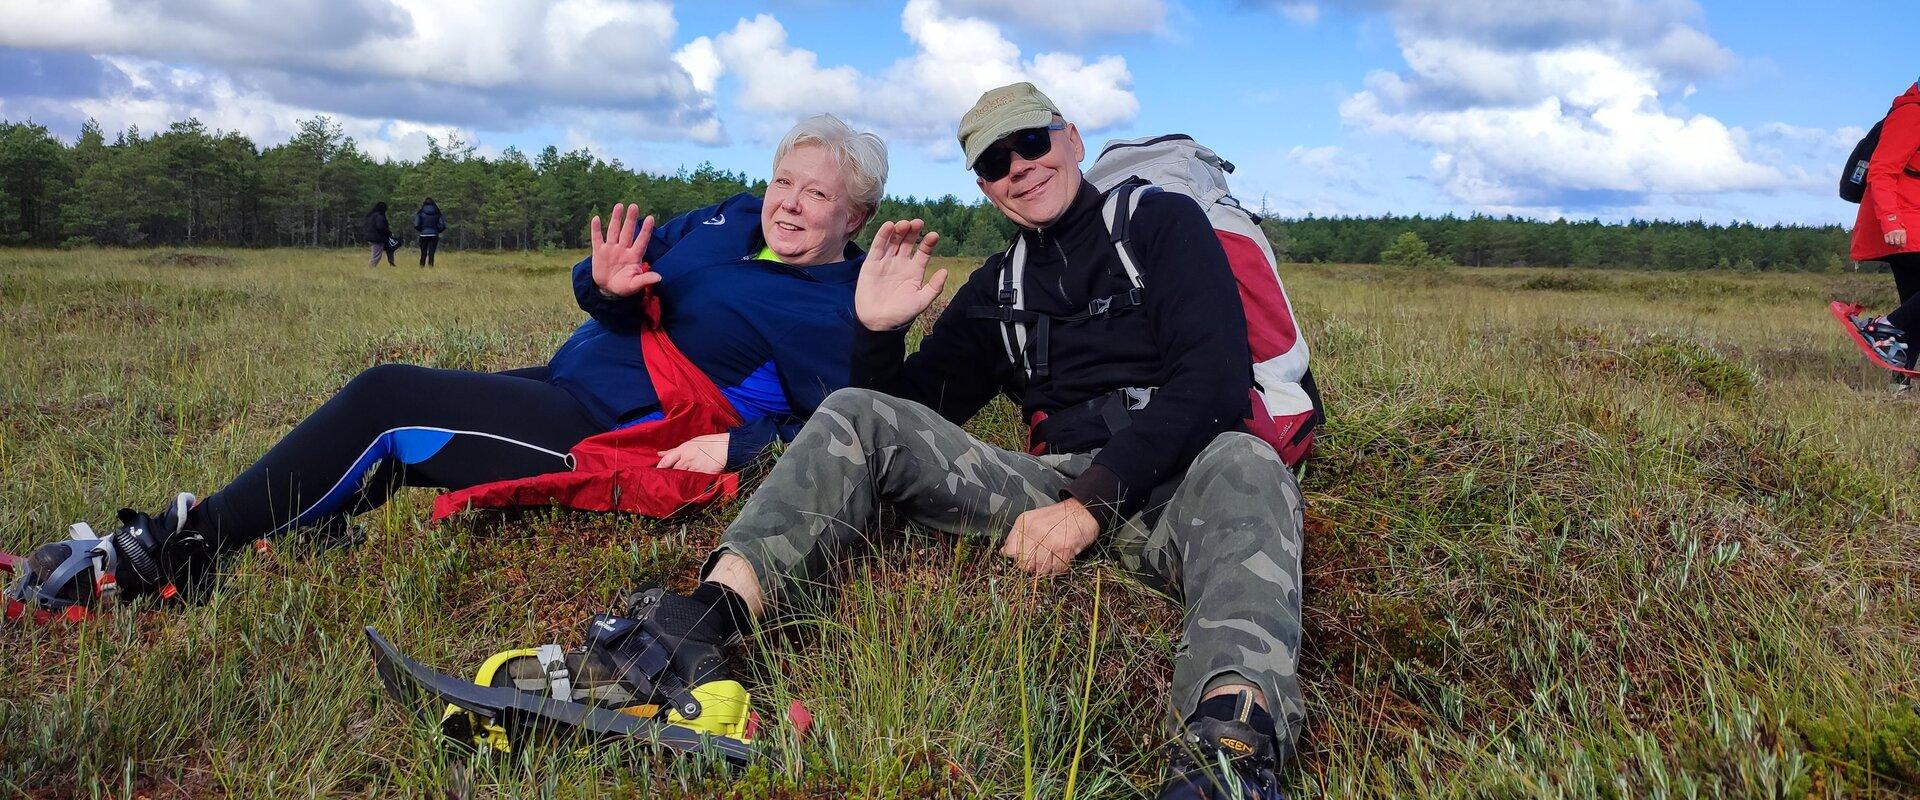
[1894,83,1920,110]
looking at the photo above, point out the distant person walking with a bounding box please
[1848,81,1920,378]
[363,202,394,268]
[414,198,447,267]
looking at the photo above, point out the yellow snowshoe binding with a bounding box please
[438,588,755,755]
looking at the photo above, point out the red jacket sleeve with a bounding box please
[1866,104,1920,232]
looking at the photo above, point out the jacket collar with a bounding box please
[786,242,865,284]
[1019,178,1103,241]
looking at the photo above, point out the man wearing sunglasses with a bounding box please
[655,83,1307,799]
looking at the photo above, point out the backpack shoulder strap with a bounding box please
[1099,180,1159,290]
[1002,237,1030,375]
[962,238,1041,379]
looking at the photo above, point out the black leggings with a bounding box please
[190,364,605,554]
[419,236,440,266]
[1887,252,1920,333]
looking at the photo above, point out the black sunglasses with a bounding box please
[973,123,1066,182]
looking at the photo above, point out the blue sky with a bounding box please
[0,0,1909,225]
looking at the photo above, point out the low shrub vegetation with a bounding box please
[1,249,1913,798]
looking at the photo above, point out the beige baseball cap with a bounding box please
[957,82,1061,169]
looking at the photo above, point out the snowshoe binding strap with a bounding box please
[535,644,573,702]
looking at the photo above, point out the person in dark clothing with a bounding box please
[637,84,1304,800]
[415,198,446,267]
[363,202,394,267]
[9,115,896,617]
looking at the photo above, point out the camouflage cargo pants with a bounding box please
[706,387,1306,752]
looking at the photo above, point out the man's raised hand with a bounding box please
[855,219,947,331]
[590,203,661,298]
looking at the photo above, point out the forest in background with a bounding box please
[0,116,1859,271]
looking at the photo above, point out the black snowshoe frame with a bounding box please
[364,627,757,766]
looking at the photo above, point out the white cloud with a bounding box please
[938,0,1168,38]
[3,0,1138,169]
[1275,3,1322,23]
[1325,0,1840,210]
[1284,144,1350,174]
[689,0,1137,155]
[681,15,864,117]
[1353,0,1730,74]
[672,36,723,96]
[14,56,478,162]
[0,0,719,141]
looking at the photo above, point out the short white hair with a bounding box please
[774,114,888,211]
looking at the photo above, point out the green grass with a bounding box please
[1,249,1916,798]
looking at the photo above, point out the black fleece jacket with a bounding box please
[851,179,1251,526]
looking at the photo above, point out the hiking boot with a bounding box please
[1156,691,1288,800]
[616,586,741,684]
[1859,316,1912,371]
[5,493,210,622]
[573,584,751,722]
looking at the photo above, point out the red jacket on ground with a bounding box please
[431,291,742,522]
[1851,83,1920,262]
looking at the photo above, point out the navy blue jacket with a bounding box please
[415,203,446,236]
[547,193,862,469]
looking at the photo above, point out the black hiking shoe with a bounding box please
[1156,691,1288,800]
[1858,316,1912,371]
[5,493,211,622]
[577,585,748,720]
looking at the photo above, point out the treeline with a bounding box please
[0,116,1019,255]
[1264,214,1853,272]
[0,115,1856,271]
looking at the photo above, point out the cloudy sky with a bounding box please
[0,0,1908,225]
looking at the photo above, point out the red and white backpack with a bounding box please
[1083,135,1321,465]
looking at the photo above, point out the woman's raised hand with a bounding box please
[590,203,661,297]
[854,219,946,331]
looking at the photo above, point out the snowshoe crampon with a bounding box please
[364,627,758,766]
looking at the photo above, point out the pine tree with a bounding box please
[1380,231,1451,270]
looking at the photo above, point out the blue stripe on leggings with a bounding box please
[290,428,456,527]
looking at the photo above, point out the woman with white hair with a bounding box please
[8,115,906,619]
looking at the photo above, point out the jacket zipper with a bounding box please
[1030,226,1072,305]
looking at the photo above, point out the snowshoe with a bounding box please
[4,493,208,623]
[1830,302,1919,377]
[365,587,765,766]
[365,628,756,765]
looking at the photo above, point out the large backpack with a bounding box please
[973,134,1322,466]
